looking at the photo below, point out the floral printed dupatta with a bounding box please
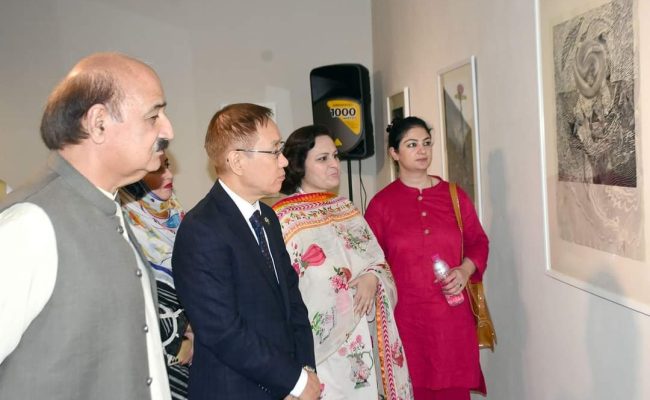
[273,192,412,400]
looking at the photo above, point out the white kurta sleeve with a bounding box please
[0,203,57,363]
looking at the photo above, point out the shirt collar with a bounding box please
[218,179,261,220]
[97,186,118,201]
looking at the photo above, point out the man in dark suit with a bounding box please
[172,103,319,400]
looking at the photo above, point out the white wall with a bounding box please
[372,0,650,399]
[0,0,373,208]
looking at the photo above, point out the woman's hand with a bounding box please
[349,273,379,316]
[441,258,476,295]
[177,324,194,365]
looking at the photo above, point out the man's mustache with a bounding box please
[155,138,170,152]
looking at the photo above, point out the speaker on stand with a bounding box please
[310,64,373,202]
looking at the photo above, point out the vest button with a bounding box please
[136,269,143,278]
[117,225,124,234]
[146,377,153,386]
[143,324,149,333]
[417,195,423,201]
[421,211,427,217]
[424,229,430,235]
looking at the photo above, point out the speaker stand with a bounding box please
[347,160,353,202]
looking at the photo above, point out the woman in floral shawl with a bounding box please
[119,153,193,400]
[273,126,412,399]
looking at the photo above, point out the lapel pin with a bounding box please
[264,217,270,225]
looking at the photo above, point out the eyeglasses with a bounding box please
[235,141,286,159]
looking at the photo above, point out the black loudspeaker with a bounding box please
[310,64,374,160]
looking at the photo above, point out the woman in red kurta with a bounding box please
[365,117,489,400]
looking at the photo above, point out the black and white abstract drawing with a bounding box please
[553,0,642,259]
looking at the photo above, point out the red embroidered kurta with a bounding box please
[365,177,489,393]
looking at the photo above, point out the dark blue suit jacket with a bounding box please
[172,182,315,399]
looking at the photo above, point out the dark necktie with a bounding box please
[250,210,278,281]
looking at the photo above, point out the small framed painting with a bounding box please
[437,56,483,221]
[386,87,411,181]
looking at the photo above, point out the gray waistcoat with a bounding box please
[0,153,155,400]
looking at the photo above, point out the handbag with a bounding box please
[449,183,497,351]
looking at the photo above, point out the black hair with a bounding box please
[40,72,124,150]
[121,180,150,201]
[386,116,431,151]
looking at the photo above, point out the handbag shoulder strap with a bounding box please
[449,182,464,260]
[450,183,482,318]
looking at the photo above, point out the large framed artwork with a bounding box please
[536,0,650,313]
[437,56,483,221]
[386,87,411,181]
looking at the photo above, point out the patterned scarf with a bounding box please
[119,181,184,289]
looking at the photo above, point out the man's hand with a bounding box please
[298,371,321,400]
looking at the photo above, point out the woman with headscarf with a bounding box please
[120,152,192,400]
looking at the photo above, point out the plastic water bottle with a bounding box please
[432,254,464,306]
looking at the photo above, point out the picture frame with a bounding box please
[386,87,411,181]
[437,56,483,221]
[535,0,650,314]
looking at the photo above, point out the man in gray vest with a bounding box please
[0,53,174,399]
